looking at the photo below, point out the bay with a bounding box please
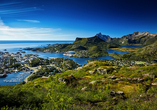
[0,41,140,86]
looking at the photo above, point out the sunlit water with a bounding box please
[0,41,141,86]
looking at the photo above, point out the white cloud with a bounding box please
[0,19,74,40]
[17,19,40,23]
[0,7,43,14]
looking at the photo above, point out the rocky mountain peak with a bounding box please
[95,33,110,41]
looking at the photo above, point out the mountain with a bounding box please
[31,35,120,58]
[95,33,110,41]
[73,36,119,49]
[107,32,157,46]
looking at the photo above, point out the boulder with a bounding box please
[76,67,83,71]
[110,90,116,96]
[142,74,155,78]
[58,78,66,83]
[97,68,107,74]
[108,75,117,79]
[89,80,97,84]
[138,78,144,82]
[58,78,63,82]
[89,69,96,74]
[152,82,157,86]
[116,91,124,95]
[132,78,138,81]
[81,87,87,91]
[113,70,117,73]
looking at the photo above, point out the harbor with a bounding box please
[0,71,32,86]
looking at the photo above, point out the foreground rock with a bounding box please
[97,68,107,74]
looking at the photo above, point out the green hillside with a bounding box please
[121,41,157,61]
[1,61,157,109]
[31,36,120,58]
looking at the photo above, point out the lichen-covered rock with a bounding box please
[108,75,117,79]
[58,78,66,83]
[142,74,155,78]
[89,69,96,74]
[110,90,116,96]
[116,91,124,95]
[76,67,83,71]
[97,68,107,74]
[152,82,157,85]
[89,81,97,84]
[58,78,63,82]
[81,87,87,91]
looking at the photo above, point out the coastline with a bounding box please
[24,74,34,83]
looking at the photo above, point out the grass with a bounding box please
[1,61,157,109]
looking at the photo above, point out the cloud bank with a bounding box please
[0,19,74,40]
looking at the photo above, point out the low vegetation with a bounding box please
[1,60,157,109]
[121,41,157,62]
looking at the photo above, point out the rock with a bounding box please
[142,74,155,78]
[110,90,116,96]
[138,78,144,82]
[152,82,157,86]
[142,74,149,77]
[116,91,124,95]
[108,75,117,79]
[58,78,66,83]
[76,67,83,71]
[112,97,118,101]
[81,87,87,91]
[89,81,97,84]
[89,69,96,74]
[113,70,117,73]
[97,68,107,74]
[115,78,121,81]
[58,78,63,82]
[84,62,97,67]
[132,78,138,81]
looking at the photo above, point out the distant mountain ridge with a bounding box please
[107,31,157,46]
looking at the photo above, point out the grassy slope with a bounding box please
[121,41,157,61]
[1,61,157,109]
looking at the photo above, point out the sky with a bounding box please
[0,0,157,40]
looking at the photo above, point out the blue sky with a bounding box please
[0,0,157,40]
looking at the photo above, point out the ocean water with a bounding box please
[0,40,74,52]
[0,40,115,65]
[0,40,139,86]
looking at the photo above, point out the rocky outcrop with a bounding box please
[95,33,110,41]
[97,68,107,74]
[110,90,124,96]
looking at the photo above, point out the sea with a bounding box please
[0,40,141,86]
